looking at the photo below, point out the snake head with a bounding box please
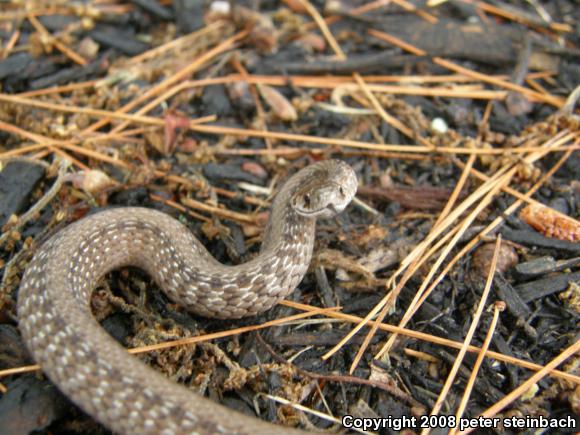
[291,160,358,218]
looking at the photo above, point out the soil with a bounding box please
[0,1,578,434]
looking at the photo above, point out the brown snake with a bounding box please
[17,160,358,434]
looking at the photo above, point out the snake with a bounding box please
[17,159,358,435]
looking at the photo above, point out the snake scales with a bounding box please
[17,160,358,434]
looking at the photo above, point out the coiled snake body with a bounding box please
[17,160,358,434]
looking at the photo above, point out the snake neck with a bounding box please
[260,172,315,256]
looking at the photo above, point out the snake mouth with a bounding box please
[295,208,322,216]
[296,203,340,217]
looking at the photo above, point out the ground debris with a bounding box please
[0,0,578,433]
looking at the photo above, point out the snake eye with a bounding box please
[339,187,345,197]
[303,194,311,207]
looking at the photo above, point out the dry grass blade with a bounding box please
[1,29,20,59]
[451,301,505,435]
[458,339,580,434]
[408,138,576,306]
[320,130,575,375]
[298,0,435,148]
[367,29,565,107]
[434,154,476,228]
[0,306,340,378]
[14,93,567,157]
[373,132,577,359]
[320,288,393,362]
[190,123,578,155]
[360,172,508,368]
[378,168,512,355]
[180,197,256,225]
[421,236,502,435]
[346,156,498,369]
[0,94,215,129]
[27,14,87,66]
[82,30,247,135]
[467,0,572,32]
[281,301,580,384]
[263,395,373,435]
[342,162,511,365]
[177,71,551,89]
[125,21,224,65]
[17,80,98,98]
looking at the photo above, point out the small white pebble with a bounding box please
[210,1,230,13]
[431,117,448,133]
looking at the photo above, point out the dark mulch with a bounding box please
[0,1,578,434]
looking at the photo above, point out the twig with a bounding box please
[0,158,67,248]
